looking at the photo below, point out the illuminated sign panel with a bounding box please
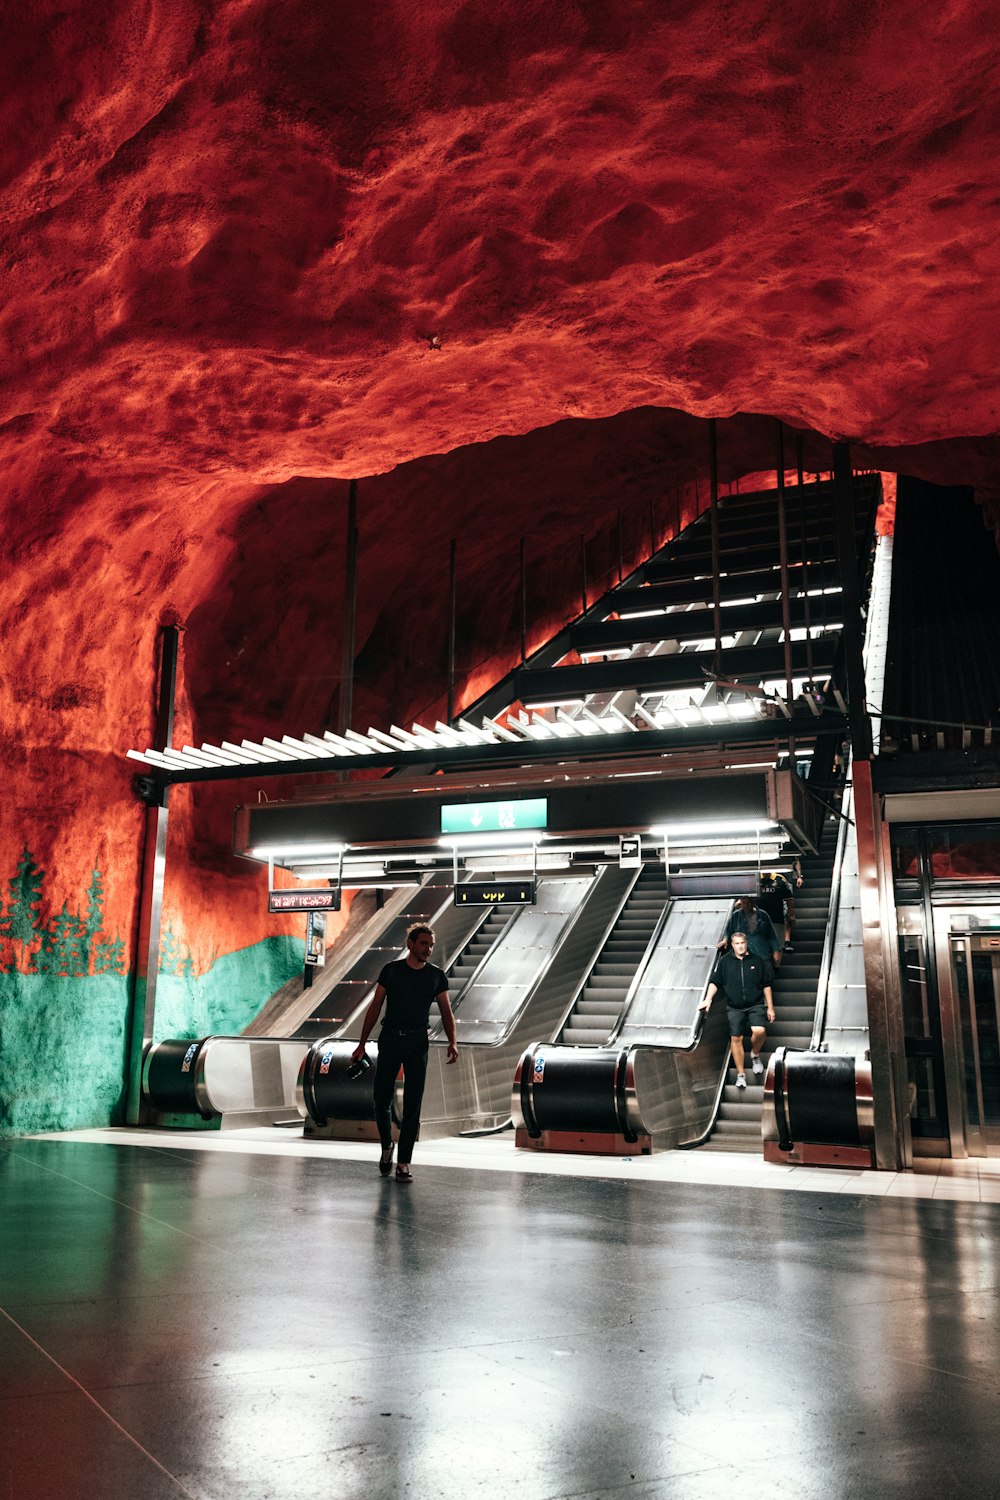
[440,798,548,835]
[454,881,536,907]
[268,889,342,913]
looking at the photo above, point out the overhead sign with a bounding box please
[619,834,642,868]
[441,798,548,836]
[454,881,536,907]
[268,889,342,913]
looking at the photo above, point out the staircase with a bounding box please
[558,866,668,1044]
[446,907,516,993]
[701,815,838,1151]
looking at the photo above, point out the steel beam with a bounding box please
[125,624,179,1123]
[853,758,907,1169]
[338,478,358,736]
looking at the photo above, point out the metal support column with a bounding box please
[854,758,908,1169]
[519,537,527,663]
[795,431,815,683]
[125,624,180,1123]
[832,443,872,759]
[776,422,794,715]
[338,479,358,737]
[709,419,722,680]
[447,538,457,723]
[833,443,902,1165]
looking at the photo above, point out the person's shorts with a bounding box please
[726,1002,767,1036]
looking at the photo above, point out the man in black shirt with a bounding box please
[698,931,775,1090]
[351,923,457,1182]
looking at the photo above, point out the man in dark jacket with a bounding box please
[699,931,775,1089]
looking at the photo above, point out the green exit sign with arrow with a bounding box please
[440,798,548,835]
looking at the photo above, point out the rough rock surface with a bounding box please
[2,0,999,966]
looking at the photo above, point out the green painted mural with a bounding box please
[0,848,304,1136]
[153,935,305,1042]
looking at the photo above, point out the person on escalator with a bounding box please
[351,923,458,1183]
[719,896,782,970]
[758,864,801,952]
[699,930,775,1090]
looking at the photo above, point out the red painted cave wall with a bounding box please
[3,2,1000,984]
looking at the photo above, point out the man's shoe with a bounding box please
[783,943,794,951]
[735,1073,747,1089]
[378,1147,394,1177]
[751,1054,764,1076]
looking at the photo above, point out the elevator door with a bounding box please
[950,934,1000,1155]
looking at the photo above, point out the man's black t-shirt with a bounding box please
[377,958,449,1035]
[711,950,773,1007]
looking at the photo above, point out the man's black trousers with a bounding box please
[373,1029,429,1166]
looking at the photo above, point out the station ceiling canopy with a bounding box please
[235,762,813,885]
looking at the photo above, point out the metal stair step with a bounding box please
[575,999,622,1016]
[562,1026,613,1044]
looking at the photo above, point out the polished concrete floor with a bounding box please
[3,1132,1000,1499]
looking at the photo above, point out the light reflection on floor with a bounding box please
[40,1126,1000,1201]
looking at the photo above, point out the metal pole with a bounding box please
[519,536,527,664]
[832,442,872,759]
[796,431,814,684]
[338,478,358,736]
[649,499,656,558]
[815,468,829,635]
[617,509,624,585]
[776,422,794,719]
[125,623,180,1124]
[709,418,722,680]
[580,534,588,617]
[153,624,179,752]
[447,538,457,724]
[854,757,906,1168]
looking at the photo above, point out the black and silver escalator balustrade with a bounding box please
[142,1035,308,1127]
[512,1043,651,1156]
[762,1047,874,1167]
[298,1037,404,1141]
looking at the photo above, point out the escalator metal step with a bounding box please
[563,1026,614,1044]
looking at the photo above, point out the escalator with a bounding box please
[700,815,839,1150]
[558,865,667,1044]
[418,867,639,1135]
[444,905,518,997]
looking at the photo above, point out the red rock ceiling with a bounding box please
[3,1,1000,955]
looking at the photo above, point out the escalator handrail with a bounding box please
[611,907,734,1052]
[810,752,854,1050]
[773,1046,795,1152]
[815,489,881,1044]
[551,865,646,1042]
[606,896,676,1045]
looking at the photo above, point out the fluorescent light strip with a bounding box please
[250,842,347,858]
[439,831,547,854]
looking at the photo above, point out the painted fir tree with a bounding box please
[81,867,104,974]
[38,903,87,977]
[94,935,126,974]
[0,847,46,969]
